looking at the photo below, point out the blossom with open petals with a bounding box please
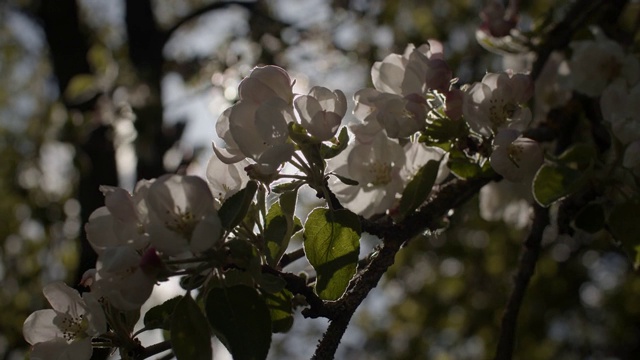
[372,41,452,95]
[328,132,405,218]
[353,89,429,139]
[214,66,296,175]
[85,180,151,254]
[23,282,106,360]
[490,129,543,183]
[84,181,157,310]
[568,27,639,97]
[206,155,251,203]
[463,70,533,136]
[294,86,346,141]
[147,174,222,256]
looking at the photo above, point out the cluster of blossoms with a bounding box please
[27,7,640,356]
[23,40,543,357]
[24,174,225,357]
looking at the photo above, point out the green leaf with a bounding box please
[303,208,361,300]
[574,203,605,234]
[397,160,440,220]
[320,127,349,159]
[608,202,640,244]
[532,163,586,207]
[264,189,299,266]
[226,239,261,278]
[264,289,294,333]
[205,285,272,360]
[179,273,208,290]
[264,203,288,266]
[64,74,98,103]
[288,122,314,145]
[422,118,466,143]
[257,273,287,294]
[272,180,303,194]
[144,296,182,331]
[219,180,258,230]
[557,143,596,170]
[448,158,481,179]
[170,294,212,360]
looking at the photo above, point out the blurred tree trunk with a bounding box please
[37,1,117,359]
[37,0,118,288]
[125,0,180,181]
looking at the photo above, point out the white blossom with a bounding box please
[463,70,533,136]
[567,27,640,97]
[23,282,106,360]
[328,132,406,218]
[206,155,251,202]
[294,86,346,141]
[146,174,222,256]
[490,129,543,183]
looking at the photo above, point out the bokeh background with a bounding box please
[1,0,640,359]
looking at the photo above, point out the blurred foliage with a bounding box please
[1,0,639,359]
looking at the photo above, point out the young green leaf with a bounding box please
[206,285,272,360]
[218,180,258,230]
[264,189,299,266]
[320,127,350,159]
[303,208,361,300]
[170,294,212,360]
[143,296,182,331]
[264,289,295,333]
[397,160,440,220]
[532,163,587,207]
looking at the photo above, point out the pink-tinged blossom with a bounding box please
[568,28,640,97]
[490,129,543,183]
[600,80,640,144]
[328,132,406,218]
[146,174,222,256]
[294,86,346,141]
[444,88,464,120]
[478,0,519,37]
[23,282,107,360]
[463,70,533,136]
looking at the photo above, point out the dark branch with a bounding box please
[310,175,497,359]
[161,1,258,46]
[494,204,549,360]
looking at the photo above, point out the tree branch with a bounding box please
[310,175,497,359]
[161,1,258,46]
[494,204,549,360]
